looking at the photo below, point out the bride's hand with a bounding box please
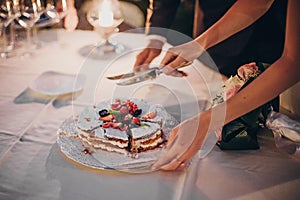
[152,113,209,171]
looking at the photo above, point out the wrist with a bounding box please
[68,6,76,12]
[146,34,167,44]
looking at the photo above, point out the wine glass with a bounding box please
[44,0,69,22]
[30,0,47,48]
[0,0,19,58]
[17,0,43,57]
[86,0,124,59]
[31,0,69,47]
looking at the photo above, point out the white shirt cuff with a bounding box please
[145,35,167,43]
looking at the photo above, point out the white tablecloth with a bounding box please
[0,29,299,200]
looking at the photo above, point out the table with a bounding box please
[0,29,299,200]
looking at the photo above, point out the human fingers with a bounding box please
[162,56,188,75]
[160,51,177,67]
[155,149,190,171]
[143,49,162,65]
[166,127,180,149]
[162,157,191,171]
[152,138,190,171]
[159,149,195,171]
[168,70,188,77]
[151,146,180,170]
[134,50,150,72]
[160,156,187,171]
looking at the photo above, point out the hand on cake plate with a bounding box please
[152,111,213,171]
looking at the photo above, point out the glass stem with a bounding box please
[0,26,8,58]
[26,28,32,50]
[9,22,15,49]
[32,26,38,45]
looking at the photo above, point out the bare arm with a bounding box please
[160,0,276,72]
[153,0,300,171]
[195,0,275,50]
[64,0,78,31]
[221,0,299,126]
[195,0,299,161]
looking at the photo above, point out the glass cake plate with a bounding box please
[57,104,178,173]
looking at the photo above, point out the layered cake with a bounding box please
[76,99,172,156]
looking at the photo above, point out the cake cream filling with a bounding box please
[78,129,128,148]
[132,130,162,144]
[130,122,160,139]
[79,136,128,155]
[78,128,163,150]
[132,137,164,149]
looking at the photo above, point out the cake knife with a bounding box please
[117,67,191,86]
[106,61,192,81]
[111,62,192,86]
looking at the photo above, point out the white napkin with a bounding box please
[266,111,300,156]
[266,111,300,142]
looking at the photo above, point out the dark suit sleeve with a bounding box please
[148,0,181,28]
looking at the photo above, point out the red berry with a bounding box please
[120,106,129,115]
[119,124,127,131]
[102,122,112,128]
[111,103,121,110]
[132,117,141,125]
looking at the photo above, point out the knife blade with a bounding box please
[113,61,192,86]
[106,71,136,80]
[117,67,161,86]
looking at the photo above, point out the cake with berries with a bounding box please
[76,99,174,156]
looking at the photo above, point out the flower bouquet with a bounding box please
[214,62,272,150]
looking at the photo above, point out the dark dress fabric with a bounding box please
[148,0,287,111]
[200,0,287,77]
[149,0,287,77]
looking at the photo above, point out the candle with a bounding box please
[98,0,114,27]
